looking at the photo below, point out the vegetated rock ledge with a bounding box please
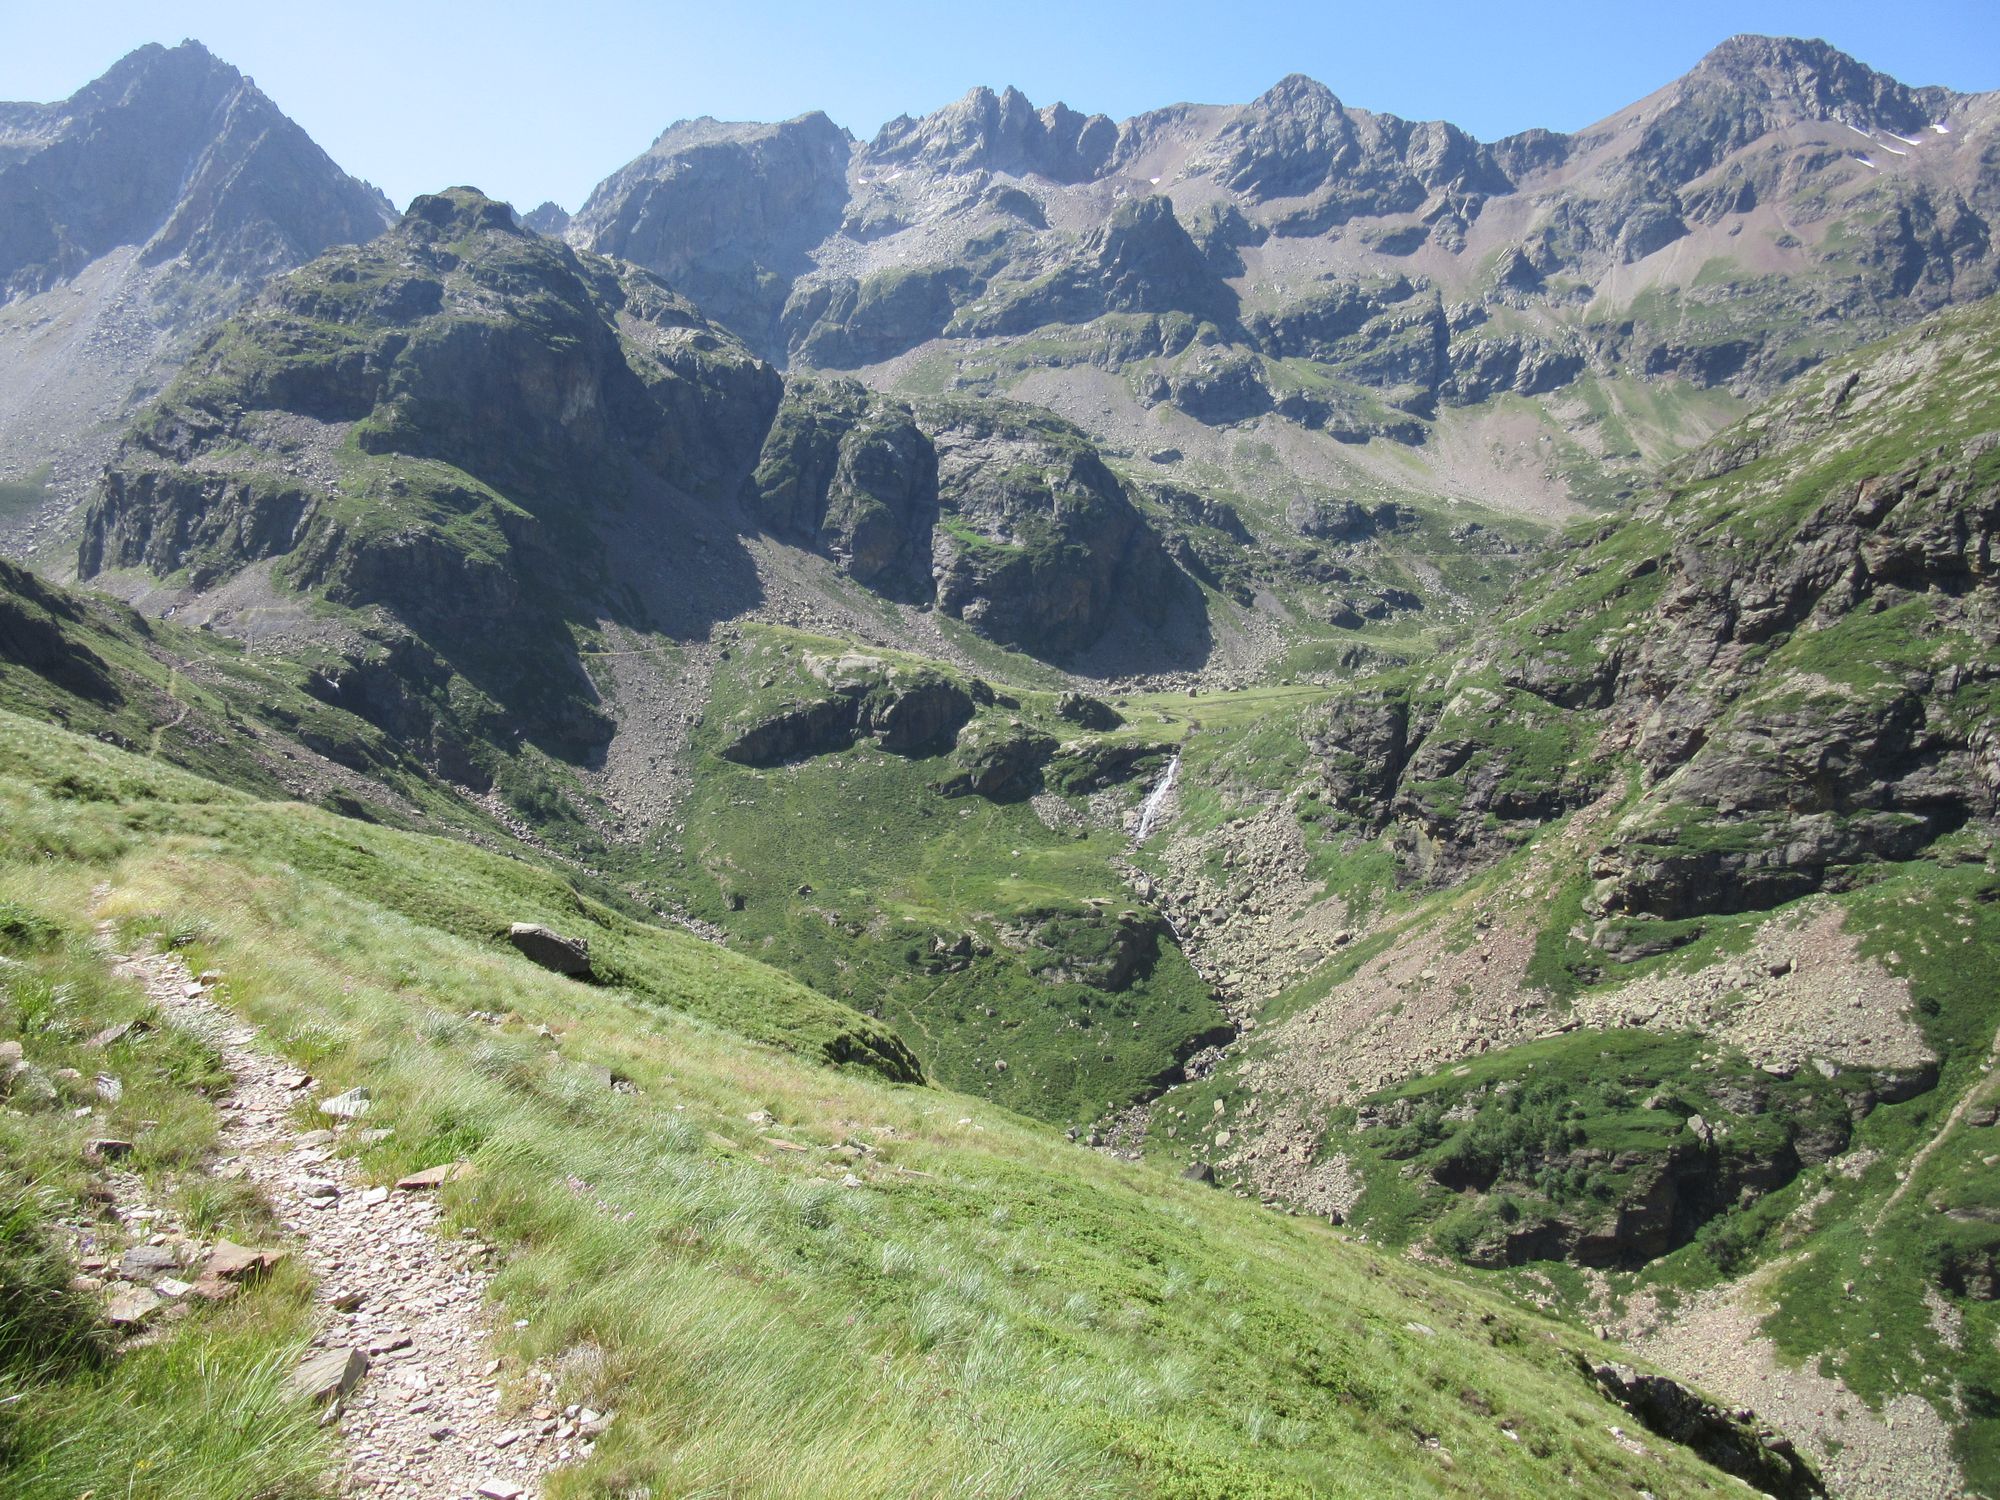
[718,655,979,766]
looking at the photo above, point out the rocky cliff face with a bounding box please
[745,381,1189,658]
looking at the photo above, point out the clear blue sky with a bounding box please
[6,0,1997,213]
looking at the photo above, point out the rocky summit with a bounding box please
[1,28,1998,1500]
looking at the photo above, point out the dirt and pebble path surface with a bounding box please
[99,922,601,1500]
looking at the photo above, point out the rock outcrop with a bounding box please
[1588,1360,1825,1499]
[720,657,975,766]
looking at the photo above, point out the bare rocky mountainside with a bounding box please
[0,41,393,561]
[2,30,1999,1500]
[567,35,2000,523]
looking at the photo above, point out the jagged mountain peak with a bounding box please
[1250,72,1345,113]
[0,39,392,302]
[863,84,1116,183]
[1573,31,1968,193]
[66,37,237,105]
[1676,31,1946,133]
[520,200,571,238]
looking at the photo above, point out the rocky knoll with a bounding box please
[77,187,780,766]
[719,653,976,766]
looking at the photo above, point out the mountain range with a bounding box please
[0,30,1997,1500]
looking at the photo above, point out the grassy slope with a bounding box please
[0,554,478,833]
[1120,297,2000,1486]
[0,705,1746,1499]
[659,625,1229,1126]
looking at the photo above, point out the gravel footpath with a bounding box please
[108,931,593,1500]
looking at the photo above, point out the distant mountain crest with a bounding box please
[865,84,1117,182]
[1690,33,1953,131]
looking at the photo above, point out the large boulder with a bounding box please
[508,923,591,978]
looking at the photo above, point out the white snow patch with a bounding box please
[1149,176,1161,184]
[1931,122,1953,134]
[1856,156,1880,170]
[1846,122,1874,138]
[1888,131,1923,146]
[1879,145,1908,157]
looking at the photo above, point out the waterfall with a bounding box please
[1134,754,1180,842]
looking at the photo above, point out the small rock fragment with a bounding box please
[120,1244,180,1281]
[106,1286,163,1326]
[319,1088,371,1119]
[87,1019,149,1049]
[289,1345,369,1404]
[395,1162,470,1190]
[200,1240,288,1284]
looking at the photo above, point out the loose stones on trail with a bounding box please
[96,922,568,1498]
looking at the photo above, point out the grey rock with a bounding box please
[508,924,592,978]
[319,1087,372,1119]
[119,1244,180,1281]
[105,1285,163,1327]
[289,1345,369,1404]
